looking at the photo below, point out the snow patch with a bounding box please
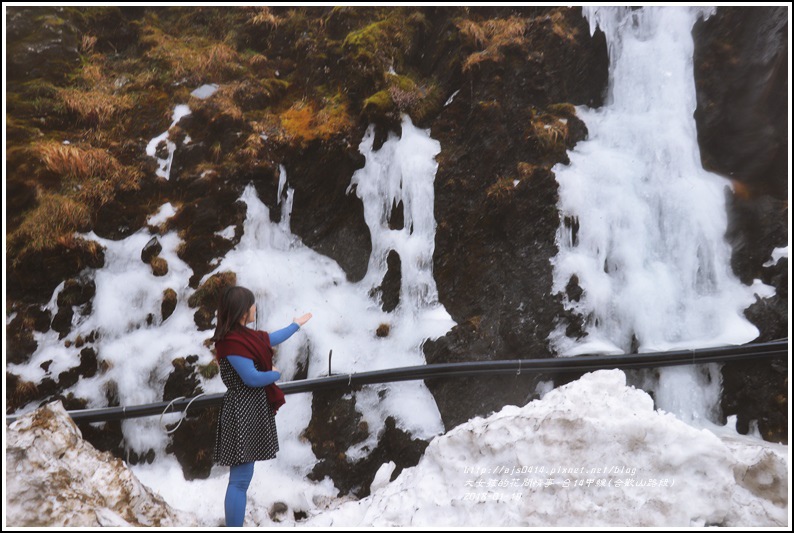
[215,225,236,240]
[190,83,219,100]
[145,105,191,180]
[6,401,197,527]
[147,202,177,226]
[763,246,788,267]
[303,369,788,527]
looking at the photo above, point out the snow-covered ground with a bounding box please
[7,370,786,527]
[301,369,788,527]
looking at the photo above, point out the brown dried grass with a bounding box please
[141,25,241,81]
[57,88,133,126]
[457,16,528,72]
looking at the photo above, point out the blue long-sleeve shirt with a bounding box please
[226,322,300,387]
[269,322,300,346]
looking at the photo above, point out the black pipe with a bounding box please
[5,340,788,425]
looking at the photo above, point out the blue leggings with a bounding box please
[225,462,254,526]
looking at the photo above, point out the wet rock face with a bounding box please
[693,7,787,198]
[164,358,202,401]
[188,272,238,331]
[280,141,372,284]
[6,7,82,83]
[94,196,152,240]
[6,309,42,365]
[7,242,105,304]
[371,250,401,312]
[425,7,608,431]
[51,277,97,339]
[162,357,217,480]
[304,388,429,498]
[693,7,788,298]
[168,196,248,288]
[166,408,219,481]
[692,7,788,443]
[721,356,787,444]
[721,257,788,443]
[422,321,544,431]
[161,288,178,322]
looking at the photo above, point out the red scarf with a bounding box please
[215,325,286,414]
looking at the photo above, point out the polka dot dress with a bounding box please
[214,357,279,466]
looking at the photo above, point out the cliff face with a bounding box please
[692,6,789,444]
[5,6,787,494]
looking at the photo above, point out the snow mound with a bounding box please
[304,369,787,527]
[6,401,198,527]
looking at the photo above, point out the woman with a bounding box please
[212,285,312,527]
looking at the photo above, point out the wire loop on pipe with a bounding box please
[160,396,185,434]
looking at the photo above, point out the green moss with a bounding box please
[343,20,385,59]
[363,72,444,124]
[7,79,63,118]
[198,361,220,379]
[261,78,290,99]
[341,9,422,75]
[363,89,394,114]
[40,14,72,27]
[388,73,417,92]
[6,116,43,143]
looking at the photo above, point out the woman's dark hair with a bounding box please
[212,285,256,341]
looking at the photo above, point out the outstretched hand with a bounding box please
[293,313,313,327]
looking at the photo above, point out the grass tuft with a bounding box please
[457,16,528,72]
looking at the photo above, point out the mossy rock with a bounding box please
[57,278,96,307]
[188,271,237,309]
[6,7,82,83]
[278,96,354,145]
[198,360,220,379]
[6,372,41,413]
[162,288,178,322]
[388,74,417,93]
[6,312,39,365]
[150,256,169,277]
[363,89,395,115]
[342,20,385,64]
[193,307,215,331]
[363,73,444,126]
